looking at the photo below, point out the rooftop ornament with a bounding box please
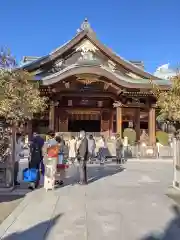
[81,18,91,30]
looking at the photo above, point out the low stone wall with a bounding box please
[0,161,14,189]
[80,138,173,159]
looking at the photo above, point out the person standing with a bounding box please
[45,131,58,171]
[28,137,43,189]
[98,135,107,164]
[156,139,163,158]
[56,136,66,185]
[68,136,77,164]
[31,132,45,175]
[14,133,23,186]
[88,135,96,163]
[77,130,88,185]
[116,134,123,164]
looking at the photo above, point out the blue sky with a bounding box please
[0,0,179,72]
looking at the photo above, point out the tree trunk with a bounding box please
[6,125,16,188]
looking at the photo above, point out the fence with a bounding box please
[61,132,100,139]
[58,132,174,159]
[60,131,112,139]
[128,145,173,159]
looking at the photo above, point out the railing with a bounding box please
[59,131,113,139]
[106,144,173,159]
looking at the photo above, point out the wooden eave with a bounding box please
[48,30,161,80]
[40,65,170,90]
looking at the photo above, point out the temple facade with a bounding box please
[22,19,170,145]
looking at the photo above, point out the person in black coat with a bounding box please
[28,137,43,189]
[77,130,88,185]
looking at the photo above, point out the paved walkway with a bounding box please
[0,162,179,240]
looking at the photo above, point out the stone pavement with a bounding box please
[0,161,179,240]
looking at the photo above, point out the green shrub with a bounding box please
[123,128,136,145]
[156,131,169,146]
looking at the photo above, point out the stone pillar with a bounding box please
[148,106,156,145]
[135,108,140,142]
[49,101,55,131]
[27,120,32,141]
[116,106,122,137]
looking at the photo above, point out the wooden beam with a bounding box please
[53,92,117,100]
[116,106,122,137]
[135,108,140,142]
[148,106,156,145]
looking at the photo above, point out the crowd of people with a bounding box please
[14,130,125,190]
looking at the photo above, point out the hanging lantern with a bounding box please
[68,100,72,106]
[97,101,103,107]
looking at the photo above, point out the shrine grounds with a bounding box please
[1,160,180,239]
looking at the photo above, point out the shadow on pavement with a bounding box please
[1,213,63,240]
[0,195,25,225]
[0,195,25,204]
[87,164,125,184]
[62,164,125,187]
[141,205,180,240]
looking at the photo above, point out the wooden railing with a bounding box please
[59,131,114,139]
[57,132,174,159]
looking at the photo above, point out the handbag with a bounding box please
[57,153,69,169]
[23,168,38,182]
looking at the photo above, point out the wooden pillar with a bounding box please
[116,106,122,137]
[109,110,113,136]
[55,114,59,132]
[148,106,156,145]
[101,110,110,132]
[49,101,55,131]
[135,108,140,142]
[59,109,68,132]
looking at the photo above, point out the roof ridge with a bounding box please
[50,19,95,55]
[22,19,161,80]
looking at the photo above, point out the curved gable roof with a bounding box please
[22,19,161,80]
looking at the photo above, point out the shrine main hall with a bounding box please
[22,19,170,145]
